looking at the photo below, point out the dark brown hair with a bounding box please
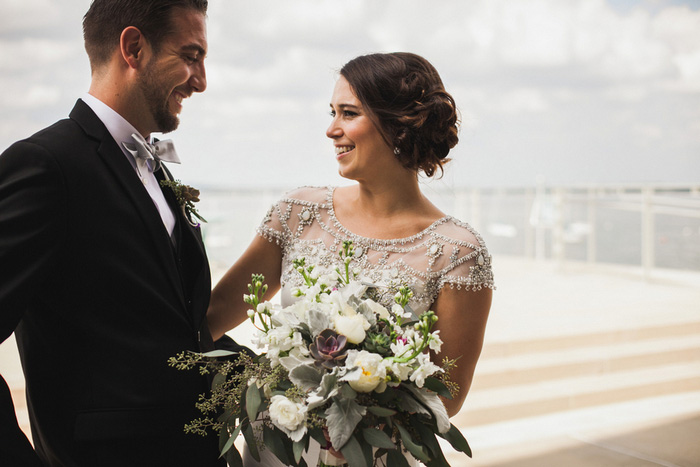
[83,0,208,69]
[340,52,459,177]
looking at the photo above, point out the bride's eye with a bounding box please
[343,110,358,117]
[329,110,336,118]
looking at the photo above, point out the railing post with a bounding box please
[524,187,535,259]
[641,186,655,280]
[553,187,566,268]
[587,186,597,265]
[534,178,547,262]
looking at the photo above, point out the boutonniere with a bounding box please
[160,179,207,226]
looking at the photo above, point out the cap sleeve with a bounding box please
[256,186,327,250]
[433,219,495,293]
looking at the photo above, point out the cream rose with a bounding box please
[269,395,307,433]
[334,313,369,344]
[345,350,387,393]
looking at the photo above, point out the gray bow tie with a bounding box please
[122,133,180,179]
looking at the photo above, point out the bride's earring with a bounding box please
[393,147,400,155]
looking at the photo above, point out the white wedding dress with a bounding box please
[242,186,495,467]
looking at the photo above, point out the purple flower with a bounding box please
[309,329,348,369]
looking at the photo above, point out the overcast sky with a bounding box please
[1,0,699,190]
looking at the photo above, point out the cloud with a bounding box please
[0,0,698,188]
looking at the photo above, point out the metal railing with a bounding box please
[199,183,700,279]
[442,183,700,279]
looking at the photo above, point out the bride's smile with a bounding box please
[326,76,396,180]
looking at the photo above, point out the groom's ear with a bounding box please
[120,26,148,69]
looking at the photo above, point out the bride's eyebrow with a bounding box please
[331,103,361,112]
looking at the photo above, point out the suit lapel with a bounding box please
[69,100,187,312]
[156,168,211,329]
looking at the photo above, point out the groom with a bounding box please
[0,1,235,466]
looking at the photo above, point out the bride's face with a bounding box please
[326,76,396,181]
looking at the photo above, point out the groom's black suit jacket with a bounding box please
[0,100,227,466]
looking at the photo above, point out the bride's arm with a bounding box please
[207,235,283,341]
[431,286,492,417]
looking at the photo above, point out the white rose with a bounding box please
[269,395,307,433]
[345,350,387,393]
[334,313,369,344]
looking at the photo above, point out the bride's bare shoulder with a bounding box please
[282,186,331,204]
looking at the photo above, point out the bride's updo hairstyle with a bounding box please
[339,52,459,177]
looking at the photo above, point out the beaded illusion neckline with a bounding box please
[325,186,452,246]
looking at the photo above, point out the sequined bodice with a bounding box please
[257,186,495,311]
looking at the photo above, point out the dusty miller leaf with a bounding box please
[325,396,366,450]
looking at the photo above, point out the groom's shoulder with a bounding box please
[5,116,85,157]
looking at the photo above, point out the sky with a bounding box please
[1,0,699,190]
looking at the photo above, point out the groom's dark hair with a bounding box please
[83,0,208,70]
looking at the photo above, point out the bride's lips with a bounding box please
[335,145,355,159]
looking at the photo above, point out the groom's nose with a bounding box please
[189,62,207,93]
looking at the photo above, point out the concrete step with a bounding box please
[474,334,700,389]
[446,391,700,466]
[456,362,700,427]
[480,320,700,358]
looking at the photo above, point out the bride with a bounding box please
[207,52,494,466]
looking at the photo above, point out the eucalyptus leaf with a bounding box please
[201,349,236,358]
[224,443,243,467]
[219,434,236,457]
[245,383,262,422]
[367,406,397,417]
[423,376,452,399]
[293,439,306,464]
[338,434,368,467]
[289,364,323,391]
[218,425,231,452]
[242,423,260,462]
[405,385,450,434]
[212,372,226,390]
[361,427,395,450]
[411,418,449,467]
[325,397,366,450]
[217,407,234,424]
[309,427,327,448]
[397,424,429,462]
[219,424,242,455]
[437,424,472,457]
[386,448,411,467]
[263,424,290,465]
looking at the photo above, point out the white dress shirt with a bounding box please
[81,93,176,237]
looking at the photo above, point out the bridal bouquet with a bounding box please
[170,241,471,467]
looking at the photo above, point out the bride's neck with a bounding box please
[353,179,423,217]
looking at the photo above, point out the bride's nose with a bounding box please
[326,120,342,139]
